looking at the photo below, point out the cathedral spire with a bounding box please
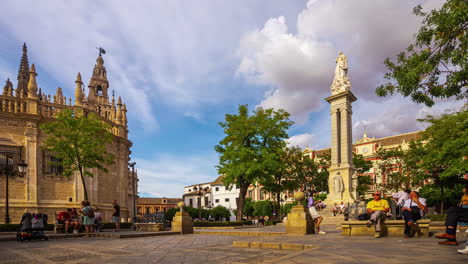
[16,43,29,95]
[16,43,30,97]
[27,64,38,99]
[116,96,123,124]
[74,72,84,106]
[88,53,109,101]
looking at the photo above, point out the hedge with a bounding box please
[264,220,282,226]
[193,221,252,227]
[424,214,447,222]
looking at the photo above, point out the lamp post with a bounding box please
[128,162,136,222]
[193,185,208,220]
[0,155,27,224]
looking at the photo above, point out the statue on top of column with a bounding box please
[331,51,351,95]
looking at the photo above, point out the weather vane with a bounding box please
[97,47,106,56]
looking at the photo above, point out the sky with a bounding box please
[0,0,462,198]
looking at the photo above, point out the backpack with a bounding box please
[357,213,370,221]
[87,207,95,218]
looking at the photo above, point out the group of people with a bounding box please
[366,190,426,238]
[332,202,347,216]
[366,185,468,254]
[56,200,121,237]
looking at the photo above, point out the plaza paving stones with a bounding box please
[0,225,467,263]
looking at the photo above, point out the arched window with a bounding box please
[97,85,103,95]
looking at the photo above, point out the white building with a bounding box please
[183,176,239,221]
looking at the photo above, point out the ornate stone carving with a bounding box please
[331,52,351,95]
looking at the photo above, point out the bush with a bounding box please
[264,220,282,226]
[193,221,252,227]
[424,214,447,222]
[314,193,327,202]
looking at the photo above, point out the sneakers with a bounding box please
[318,231,326,235]
[374,232,381,238]
[73,229,78,234]
[438,240,458,245]
[366,220,374,228]
[457,246,468,254]
[435,233,455,240]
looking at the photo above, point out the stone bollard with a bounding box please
[172,202,193,234]
[286,191,314,235]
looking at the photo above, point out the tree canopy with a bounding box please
[41,109,115,200]
[376,0,468,106]
[215,105,293,220]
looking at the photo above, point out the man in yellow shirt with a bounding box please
[366,191,390,238]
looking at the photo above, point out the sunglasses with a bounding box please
[372,193,381,196]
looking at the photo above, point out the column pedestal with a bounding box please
[172,211,193,234]
[286,205,315,235]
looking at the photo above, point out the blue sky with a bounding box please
[0,0,461,198]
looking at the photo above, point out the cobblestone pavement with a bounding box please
[0,226,466,264]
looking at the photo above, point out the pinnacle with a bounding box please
[76,72,82,82]
[30,64,36,74]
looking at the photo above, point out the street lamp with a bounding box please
[194,185,208,220]
[128,162,136,222]
[0,155,27,224]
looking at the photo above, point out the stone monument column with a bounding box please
[325,52,358,205]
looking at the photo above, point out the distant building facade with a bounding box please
[183,176,239,221]
[0,44,137,223]
[137,197,183,216]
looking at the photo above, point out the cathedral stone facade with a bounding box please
[0,44,137,223]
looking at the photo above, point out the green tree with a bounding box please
[408,110,467,211]
[215,105,293,220]
[376,0,468,106]
[260,146,301,220]
[252,200,274,217]
[165,208,178,221]
[242,198,255,217]
[375,147,421,193]
[353,154,374,197]
[291,150,329,194]
[40,109,115,200]
[209,205,231,221]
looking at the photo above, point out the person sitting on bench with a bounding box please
[401,191,426,238]
[57,208,72,232]
[366,191,390,238]
[436,184,468,246]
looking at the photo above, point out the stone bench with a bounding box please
[54,224,64,233]
[341,219,431,237]
[134,223,164,232]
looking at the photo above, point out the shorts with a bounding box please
[308,206,321,219]
[112,216,119,223]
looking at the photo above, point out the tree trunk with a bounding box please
[440,185,444,214]
[276,192,281,220]
[79,166,88,201]
[236,181,250,221]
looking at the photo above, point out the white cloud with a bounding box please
[352,96,464,140]
[236,0,448,127]
[135,153,218,198]
[287,133,316,149]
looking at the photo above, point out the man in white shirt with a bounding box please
[392,189,410,219]
[402,191,427,238]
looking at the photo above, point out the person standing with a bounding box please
[401,191,427,238]
[112,200,121,232]
[307,191,325,234]
[366,191,390,238]
[80,201,94,237]
[392,189,410,219]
